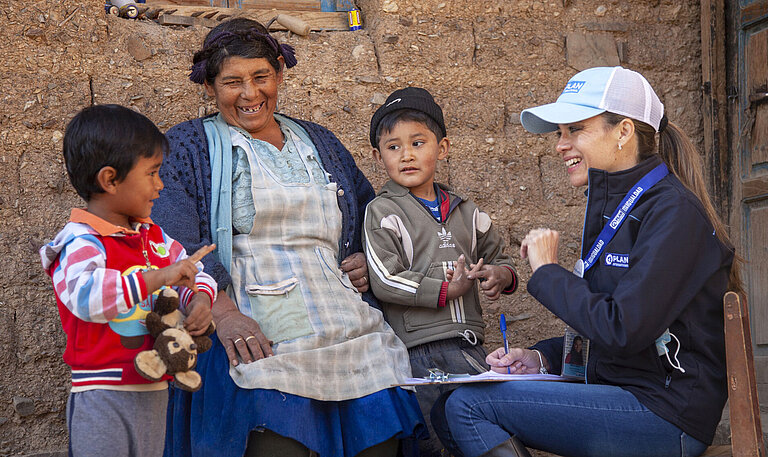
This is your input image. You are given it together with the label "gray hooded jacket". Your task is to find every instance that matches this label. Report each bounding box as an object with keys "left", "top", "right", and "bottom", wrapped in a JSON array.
[{"left": 363, "top": 180, "right": 517, "bottom": 348}]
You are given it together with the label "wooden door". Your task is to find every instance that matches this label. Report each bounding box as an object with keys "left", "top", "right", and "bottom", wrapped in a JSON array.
[{"left": 729, "top": 0, "right": 768, "bottom": 378}]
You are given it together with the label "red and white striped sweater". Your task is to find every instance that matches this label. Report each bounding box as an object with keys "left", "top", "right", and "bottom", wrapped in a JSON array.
[{"left": 40, "top": 209, "right": 217, "bottom": 391}]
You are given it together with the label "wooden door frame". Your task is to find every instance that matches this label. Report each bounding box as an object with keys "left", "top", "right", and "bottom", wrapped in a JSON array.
[
  {"left": 713, "top": 0, "right": 768, "bottom": 382},
  {"left": 700, "top": 0, "right": 731, "bottom": 218}
]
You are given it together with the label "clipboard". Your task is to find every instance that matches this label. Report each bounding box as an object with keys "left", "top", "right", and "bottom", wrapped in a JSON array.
[{"left": 393, "top": 370, "right": 583, "bottom": 387}]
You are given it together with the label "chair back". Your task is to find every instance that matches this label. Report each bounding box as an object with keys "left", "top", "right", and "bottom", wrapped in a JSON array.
[{"left": 723, "top": 291, "right": 765, "bottom": 457}]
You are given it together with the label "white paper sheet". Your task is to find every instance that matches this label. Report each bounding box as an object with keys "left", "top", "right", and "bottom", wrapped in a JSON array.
[{"left": 394, "top": 371, "right": 580, "bottom": 386}]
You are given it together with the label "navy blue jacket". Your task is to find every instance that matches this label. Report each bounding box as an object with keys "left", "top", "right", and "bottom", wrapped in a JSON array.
[
  {"left": 530, "top": 155, "right": 733, "bottom": 444},
  {"left": 152, "top": 114, "right": 378, "bottom": 306}
]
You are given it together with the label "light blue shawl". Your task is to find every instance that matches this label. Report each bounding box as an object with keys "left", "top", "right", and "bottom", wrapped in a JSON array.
[{"left": 203, "top": 113, "right": 319, "bottom": 274}]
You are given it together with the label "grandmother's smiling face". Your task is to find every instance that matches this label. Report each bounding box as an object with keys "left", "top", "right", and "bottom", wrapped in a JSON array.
[{"left": 205, "top": 55, "right": 283, "bottom": 138}]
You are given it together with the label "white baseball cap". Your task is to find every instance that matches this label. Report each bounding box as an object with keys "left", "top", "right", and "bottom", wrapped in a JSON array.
[{"left": 520, "top": 66, "right": 665, "bottom": 133}]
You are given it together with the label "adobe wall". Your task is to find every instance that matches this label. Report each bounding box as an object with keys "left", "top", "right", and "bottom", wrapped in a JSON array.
[{"left": 0, "top": 0, "right": 703, "bottom": 453}]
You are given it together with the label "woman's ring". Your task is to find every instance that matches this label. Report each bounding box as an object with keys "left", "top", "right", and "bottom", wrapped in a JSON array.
[
  {"left": 362, "top": 276, "right": 367, "bottom": 284},
  {"left": 234, "top": 338, "right": 244, "bottom": 344},
  {"left": 245, "top": 336, "right": 256, "bottom": 342}
]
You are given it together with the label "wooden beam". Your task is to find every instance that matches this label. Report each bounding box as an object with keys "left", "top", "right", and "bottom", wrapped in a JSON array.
[
  {"left": 702, "top": 445, "right": 734, "bottom": 457},
  {"left": 240, "top": 0, "right": 322, "bottom": 11},
  {"left": 147, "top": 0, "right": 211, "bottom": 5},
  {"left": 741, "top": 2, "right": 768, "bottom": 26},
  {"left": 723, "top": 292, "right": 765, "bottom": 457},
  {"left": 743, "top": 177, "right": 768, "bottom": 201},
  {"left": 156, "top": 13, "right": 205, "bottom": 26},
  {"left": 144, "top": 3, "right": 349, "bottom": 30},
  {"left": 700, "top": 0, "right": 731, "bottom": 217},
  {"left": 145, "top": 0, "right": 321, "bottom": 9}
]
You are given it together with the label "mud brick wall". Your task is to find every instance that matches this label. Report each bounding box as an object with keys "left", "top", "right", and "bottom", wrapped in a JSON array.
[{"left": 0, "top": 0, "right": 703, "bottom": 453}]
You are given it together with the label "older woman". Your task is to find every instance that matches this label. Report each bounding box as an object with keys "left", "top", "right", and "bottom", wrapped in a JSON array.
[
  {"left": 433, "top": 67, "right": 740, "bottom": 457},
  {"left": 152, "top": 18, "right": 424, "bottom": 457}
]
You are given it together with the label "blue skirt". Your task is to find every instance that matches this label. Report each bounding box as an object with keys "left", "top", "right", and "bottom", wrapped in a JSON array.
[{"left": 164, "top": 333, "right": 426, "bottom": 457}]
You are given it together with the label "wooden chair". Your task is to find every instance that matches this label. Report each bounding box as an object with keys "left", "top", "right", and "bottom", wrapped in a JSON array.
[{"left": 703, "top": 291, "right": 765, "bottom": 457}]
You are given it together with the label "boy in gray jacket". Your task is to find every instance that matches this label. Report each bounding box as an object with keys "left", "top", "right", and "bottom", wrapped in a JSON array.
[{"left": 363, "top": 87, "right": 518, "bottom": 456}]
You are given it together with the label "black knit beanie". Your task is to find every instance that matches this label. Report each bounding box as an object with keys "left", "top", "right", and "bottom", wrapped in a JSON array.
[{"left": 369, "top": 87, "right": 446, "bottom": 147}]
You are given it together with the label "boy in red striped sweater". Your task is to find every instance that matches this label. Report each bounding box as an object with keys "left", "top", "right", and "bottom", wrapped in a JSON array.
[{"left": 40, "top": 104, "right": 217, "bottom": 457}]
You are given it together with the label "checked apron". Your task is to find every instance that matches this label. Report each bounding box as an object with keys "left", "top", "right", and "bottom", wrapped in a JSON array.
[{"left": 227, "top": 129, "right": 412, "bottom": 401}]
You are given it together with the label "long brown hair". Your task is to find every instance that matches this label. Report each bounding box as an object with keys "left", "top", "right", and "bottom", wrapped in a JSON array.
[{"left": 602, "top": 112, "right": 743, "bottom": 293}]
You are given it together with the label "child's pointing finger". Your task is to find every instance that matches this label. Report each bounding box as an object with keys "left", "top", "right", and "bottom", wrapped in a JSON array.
[{"left": 188, "top": 244, "right": 216, "bottom": 264}]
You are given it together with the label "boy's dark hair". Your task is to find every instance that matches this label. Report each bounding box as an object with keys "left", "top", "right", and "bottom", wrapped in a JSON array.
[
  {"left": 369, "top": 87, "right": 446, "bottom": 147},
  {"left": 63, "top": 104, "right": 168, "bottom": 201},
  {"left": 374, "top": 109, "right": 445, "bottom": 149}
]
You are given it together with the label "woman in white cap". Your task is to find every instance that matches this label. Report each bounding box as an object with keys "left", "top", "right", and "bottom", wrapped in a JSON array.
[{"left": 432, "top": 66, "right": 742, "bottom": 457}]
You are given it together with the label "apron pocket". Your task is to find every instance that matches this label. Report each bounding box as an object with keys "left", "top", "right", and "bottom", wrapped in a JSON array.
[{"left": 245, "top": 277, "right": 314, "bottom": 343}]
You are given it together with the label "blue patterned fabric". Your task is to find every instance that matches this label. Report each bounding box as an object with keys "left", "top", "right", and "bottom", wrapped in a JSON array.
[
  {"left": 231, "top": 119, "right": 328, "bottom": 185},
  {"left": 230, "top": 117, "right": 329, "bottom": 234},
  {"left": 164, "top": 334, "right": 427, "bottom": 457}
]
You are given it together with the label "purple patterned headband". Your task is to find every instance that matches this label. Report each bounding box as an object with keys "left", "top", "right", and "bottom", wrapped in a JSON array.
[{"left": 188, "top": 29, "right": 297, "bottom": 85}]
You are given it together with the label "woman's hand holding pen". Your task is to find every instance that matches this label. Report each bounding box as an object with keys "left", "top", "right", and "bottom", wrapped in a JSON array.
[{"left": 486, "top": 347, "right": 549, "bottom": 375}]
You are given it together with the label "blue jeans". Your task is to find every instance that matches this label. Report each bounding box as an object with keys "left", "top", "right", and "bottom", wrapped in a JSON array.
[{"left": 432, "top": 381, "right": 709, "bottom": 457}]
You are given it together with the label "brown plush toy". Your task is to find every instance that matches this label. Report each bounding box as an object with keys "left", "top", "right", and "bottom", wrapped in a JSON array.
[{"left": 134, "top": 288, "right": 215, "bottom": 392}]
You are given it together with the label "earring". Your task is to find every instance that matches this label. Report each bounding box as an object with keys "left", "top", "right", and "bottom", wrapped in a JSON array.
[{"left": 618, "top": 142, "right": 622, "bottom": 151}]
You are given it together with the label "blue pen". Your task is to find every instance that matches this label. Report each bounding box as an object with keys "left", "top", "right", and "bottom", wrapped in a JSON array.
[{"left": 500, "top": 313, "right": 510, "bottom": 374}]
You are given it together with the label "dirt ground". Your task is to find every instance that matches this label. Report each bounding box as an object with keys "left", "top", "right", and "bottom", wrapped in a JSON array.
[{"left": 0, "top": 0, "right": 705, "bottom": 454}]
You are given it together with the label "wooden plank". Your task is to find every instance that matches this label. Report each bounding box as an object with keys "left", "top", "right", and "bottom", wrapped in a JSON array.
[
  {"left": 336, "top": 0, "right": 355, "bottom": 11},
  {"left": 742, "top": 178, "right": 768, "bottom": 201},
  {"left": 144, "top": 3, "right": 349, "bottom": 30},
  {"left": 146, "top": 0, "right": 319, "bottom": 7},
  {"left": 240, "top": 0, "right": 321, "bottom": 11},
  {"left": 157, "top": 13, "right": 202, "bottom": 26},
  {"left": 741, "top": 1, "right": 768, "bottom": 26},
  {"left": 148, "top": 0, "right": 212, "bottom": 5},
  {"left": 702, "top": 445, "right": 732, "bottom": 457},
  {"left": 746, "top": 206, "right": 768, "bottom": 350},
  {"left": 144, "top": 0, "right": 322, "bottom": 11},
  {"left": 752, "top": 103, "right": 768, "bottom": 168},
  {"left": 700, "top": 0, "right": 730, "bottom": 218},
  {"left": 747, "top": 29, "right": 768, "bottom": 168},
  {"left": 723, "top": 292, "right": 765, "bottom": 457}
]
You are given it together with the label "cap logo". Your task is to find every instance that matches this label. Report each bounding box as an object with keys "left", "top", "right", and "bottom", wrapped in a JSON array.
[
  {"left": 385, "top": 98, "right": 402, "bottom": 107},
  {"left": 562, "top": 81, "right": 585, "bottom": 94}
]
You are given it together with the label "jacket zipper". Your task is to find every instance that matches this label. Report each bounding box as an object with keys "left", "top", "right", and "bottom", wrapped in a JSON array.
[
  {"left": 140, "top": 228, "right": 152, "bottom": 268},
  {"left": 579, "top": 173, "right": 592, "bottom": 261},
  {"left": 581, "top": 173, "right": 592, "bottom": 385}
]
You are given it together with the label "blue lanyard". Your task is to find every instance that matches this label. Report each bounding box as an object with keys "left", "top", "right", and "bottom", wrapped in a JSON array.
[{"left": 575, "top": 163, "right": 669, "bottom": 277}]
